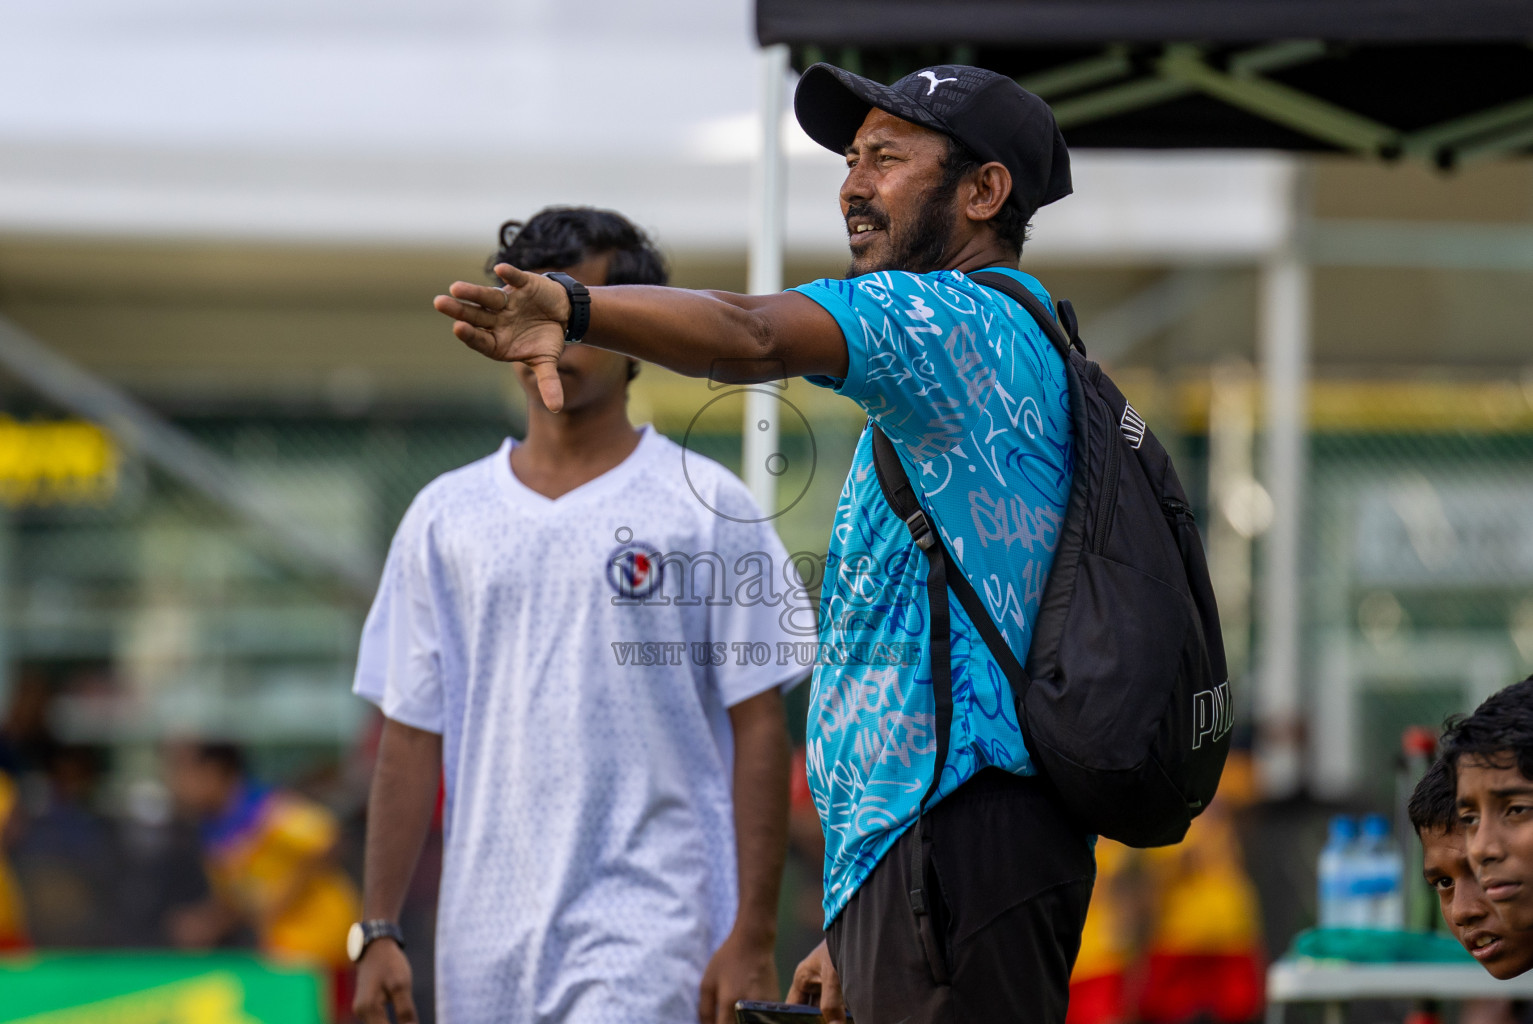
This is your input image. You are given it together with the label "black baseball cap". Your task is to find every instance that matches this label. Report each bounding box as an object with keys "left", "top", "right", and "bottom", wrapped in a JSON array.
[{"left": 794, "top": 63, "right": 1072, "bottom": 218}]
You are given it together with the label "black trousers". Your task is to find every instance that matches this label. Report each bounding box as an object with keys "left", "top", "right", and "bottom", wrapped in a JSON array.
[{"left": 826, "top": 769, "right": 1096, "bottom": 1024}]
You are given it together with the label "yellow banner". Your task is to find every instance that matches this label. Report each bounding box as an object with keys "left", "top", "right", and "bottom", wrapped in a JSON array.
[{"left": 0, "top": 417, "right": 117, "bottom": 505}]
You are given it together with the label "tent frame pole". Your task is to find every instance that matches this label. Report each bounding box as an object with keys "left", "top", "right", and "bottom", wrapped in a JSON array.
[
  {"left": 743, "top": 45, "right": 790, "bottom": 513},
  {"left": 1256, "top": 172, "right": 1310, "bottom": 797}
]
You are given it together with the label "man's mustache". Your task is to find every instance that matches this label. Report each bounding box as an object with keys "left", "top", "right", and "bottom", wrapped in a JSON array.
[{"left": 844, "top": 203, "right": 890, "bottom": 235}]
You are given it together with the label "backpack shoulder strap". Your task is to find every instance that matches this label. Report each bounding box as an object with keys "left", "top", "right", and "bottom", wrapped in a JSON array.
[
  {"left": 868, "top": 425, "right": 954, "bottom": 818},
  {"left": 868, "top": 428, "right": 1035, "bottom": 780},
  {"left": 868, "top": 271, "right": 1077, "bottom": 916},
  {"left": 969, "top": 270, "right": 1081, "bottom": 359}
]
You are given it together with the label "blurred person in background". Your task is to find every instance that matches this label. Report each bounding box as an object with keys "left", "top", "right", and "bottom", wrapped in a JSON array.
[
  {"left": 164, "top": 741, "right": 361, "bottom": 1017},
  {"left": 0, "top": 671, "right": 61, "bottom": 781},
  {"left": 1066, "top": 840, "right": 1140, "bottom": 1024},
  {"left": 0, "top": 766, "right": 27, "bottom": 950},
  {"left": 114, "top": 773, "right": 215, "bottom": 951},
  {"left": 4, "top": 671, "right": 113, "bottom": 947},
  {"left": 1136, "top": 753, "right": 1264, "bottom": 1024},
  {"left": 12, "top": 743, "right": 117, "bottom": 947},
  {"left": 352, "top": 207, "right": 801, "bottom": 1024}
]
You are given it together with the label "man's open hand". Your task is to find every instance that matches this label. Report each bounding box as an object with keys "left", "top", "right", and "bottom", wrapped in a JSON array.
[
  {"left": 433, "top": 264, "right": 571, "bottom": 411},
  {"left": 698, "top": 928, "right": 779, "bottom": 1024},
  {"left": 786, "top": 939, "right": 847, "bottom": 1023}
]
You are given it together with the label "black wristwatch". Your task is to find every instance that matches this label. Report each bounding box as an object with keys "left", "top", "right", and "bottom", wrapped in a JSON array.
[
  {"left": 347, "top": 920, "right": 405, "bottom": 962},
  {"left": 544, "top": 272, "right": 590, "bottom": 343}
]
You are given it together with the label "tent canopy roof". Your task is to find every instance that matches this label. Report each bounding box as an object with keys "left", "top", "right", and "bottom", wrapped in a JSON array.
[
  {"left": 757, "top": 1, "right": 1533, "bottom": 46},
  {"left": 756, "top": 1, "right": 1533, "bottom": 162}
]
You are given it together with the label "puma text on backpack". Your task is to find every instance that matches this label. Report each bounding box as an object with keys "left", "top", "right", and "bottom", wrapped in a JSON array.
[{"left": 871, "top": 269, "right": 1230, "bottom": 849}]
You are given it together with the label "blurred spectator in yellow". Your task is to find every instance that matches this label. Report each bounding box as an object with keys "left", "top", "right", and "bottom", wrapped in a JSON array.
[
  {"left": 164, "top": 742, "right": 360, "bottom": 1014},
  {"left": 0, "top": 768, "right": 27, "bottom": 951},
  {"left": 1137, "top": 752, "right": 1264, "bottom": 1024},
  {"left": 1067, "top": 840, "right": 1140, "bottom": 1024}
]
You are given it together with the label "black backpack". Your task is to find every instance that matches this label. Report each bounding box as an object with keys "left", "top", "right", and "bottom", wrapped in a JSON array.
[{"left": 870, "top": 269, "right": 1230, "bottom": 848}]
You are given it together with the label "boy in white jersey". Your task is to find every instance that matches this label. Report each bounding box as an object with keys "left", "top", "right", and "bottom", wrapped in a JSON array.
[{"left": 351, "top": 207, "right": 804, "bottom": 1024}]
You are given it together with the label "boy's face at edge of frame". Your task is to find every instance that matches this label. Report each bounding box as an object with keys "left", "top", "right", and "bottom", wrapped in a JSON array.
[
  {"left": 1421, "top": 823, "right": 1533, "bottom": 978},
  {"left": 1458, "top": 755, "right": 1533, "bottom": 933}
]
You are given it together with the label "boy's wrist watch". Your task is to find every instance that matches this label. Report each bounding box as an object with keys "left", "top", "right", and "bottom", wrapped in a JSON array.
[{"left": 347, "top": 920, "right": 405, "bottom": 962}]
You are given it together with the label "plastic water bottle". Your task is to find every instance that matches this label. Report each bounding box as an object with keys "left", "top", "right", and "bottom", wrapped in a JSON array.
[
  {"left": 1319, "top": 815, "right": 1362, "bottom": 928},
  {"left": 1359, "top": 812, "right": 1405, "bottom": 930},
  {"left": 1398, "top": 727, "right": 1440, "bottom": 932}
]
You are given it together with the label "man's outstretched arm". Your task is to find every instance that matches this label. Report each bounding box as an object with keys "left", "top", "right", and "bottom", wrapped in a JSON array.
[
  {"left": 433, "top": 266, "right": 848, "bottom": 412},
  {"left": 354, "top": 717, "right": 442, "bottom": 1024},
  {"left": 698, "top": 687, "right": 793, "bottom": 1024}
]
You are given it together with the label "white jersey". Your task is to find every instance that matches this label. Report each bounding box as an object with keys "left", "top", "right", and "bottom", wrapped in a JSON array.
[{"left": 354, "top": 427, "right": 806, "bottom": 1024}]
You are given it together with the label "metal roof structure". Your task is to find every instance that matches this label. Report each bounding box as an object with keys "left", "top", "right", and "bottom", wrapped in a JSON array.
[{"left": 757, "top": 0, "right": 1533, "bottom": 166}]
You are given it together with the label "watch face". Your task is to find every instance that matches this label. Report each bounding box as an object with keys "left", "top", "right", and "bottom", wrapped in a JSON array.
[{"left": 347, "top": 922, "right": 365, "bottom": 962}]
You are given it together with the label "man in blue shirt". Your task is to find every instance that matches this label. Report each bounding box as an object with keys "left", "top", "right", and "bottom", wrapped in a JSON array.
[{"left": 434, "top": 63, "right": 1095, "bottom": 1024}]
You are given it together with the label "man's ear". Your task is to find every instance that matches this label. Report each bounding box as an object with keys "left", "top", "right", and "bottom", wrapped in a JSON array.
[{"left": 965, "top": 162, "right": 1013, "bottom": 224}]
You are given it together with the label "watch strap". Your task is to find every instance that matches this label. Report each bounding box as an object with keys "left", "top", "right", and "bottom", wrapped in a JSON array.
[
  {"left": 544, "top": 272, "right": 591, "bottom": 343},
  {"left": 349, "top": 919, "right": 405, "bottom": 962}
]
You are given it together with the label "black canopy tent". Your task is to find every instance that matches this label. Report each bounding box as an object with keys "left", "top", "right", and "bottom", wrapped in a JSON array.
[
  {"left": 747, "top": 0, "right": 1533, "bottom": 796},
  {"left": 757, "top": 0, "right": 1533, "bottom": 167}
]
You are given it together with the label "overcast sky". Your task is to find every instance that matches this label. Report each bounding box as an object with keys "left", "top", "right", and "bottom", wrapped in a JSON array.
[
  {"left": 0, "top": 0, "right": 768, "bottom": 157},
  {"left": 0, "top": 0, "right": 1291, "bottom": 255}
]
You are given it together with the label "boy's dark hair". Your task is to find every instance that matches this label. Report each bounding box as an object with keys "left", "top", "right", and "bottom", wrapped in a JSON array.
[
  {"left": 1442, "top": 676, "right": 1533, "bottom": 781},
  {"left": 1409, "top": 756, "right": 1457, "bottom": 834},
  {"left": 487, "top": 206, "right": 668, "bottom": 288},
  {"left": 194, "top": 742, "right": 246, "bottom": 777},
  {"left": 487, "top": 207, "right": 665, "bottom": 383},
  {"left": 941, "top": 136, "right": 1031, "bottom": 258}
]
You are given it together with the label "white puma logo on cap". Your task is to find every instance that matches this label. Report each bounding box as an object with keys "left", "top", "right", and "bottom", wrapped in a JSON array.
[{"left": 917, "top": 71, "right": 958, "bottom": 95}]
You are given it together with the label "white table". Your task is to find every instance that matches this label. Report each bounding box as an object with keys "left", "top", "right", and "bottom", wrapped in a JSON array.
[{"left": 1267, "top": 959, "right": 1533, "bottom": 1024}]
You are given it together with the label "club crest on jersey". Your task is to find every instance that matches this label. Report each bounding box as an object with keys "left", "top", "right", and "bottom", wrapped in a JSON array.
[{"left": 607, "top": 541, "right": 664, "bottom": 600}]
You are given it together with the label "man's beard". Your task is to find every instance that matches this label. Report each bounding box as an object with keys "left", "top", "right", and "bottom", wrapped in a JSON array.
[{"left": 845, "top": 179, "right": 960, "bottom": 278}]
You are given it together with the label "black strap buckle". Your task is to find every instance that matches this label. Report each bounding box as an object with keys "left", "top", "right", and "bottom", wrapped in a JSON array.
[
  {"left": 903, "top": 509, "right": 935, "bottom": 551},
  {"left": 545, "top": 271, "right": 591, "bottom": 343}
]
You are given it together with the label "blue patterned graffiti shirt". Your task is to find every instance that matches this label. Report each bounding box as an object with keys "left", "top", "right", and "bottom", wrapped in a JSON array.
[{"left": 794, "top": 268, "right": 1073, "bottom": 924}]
